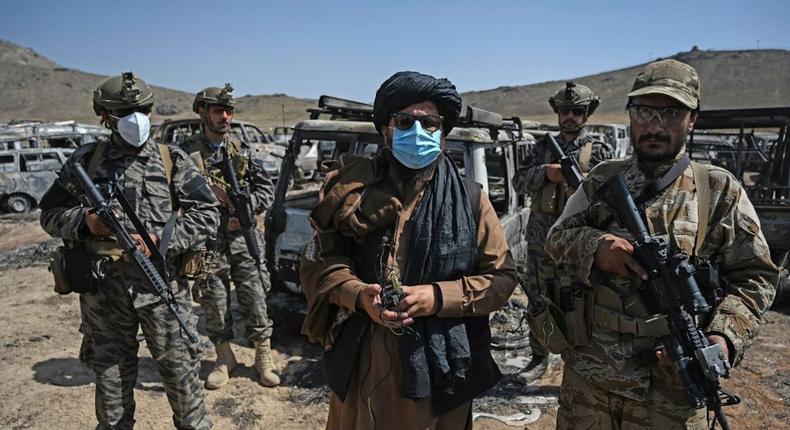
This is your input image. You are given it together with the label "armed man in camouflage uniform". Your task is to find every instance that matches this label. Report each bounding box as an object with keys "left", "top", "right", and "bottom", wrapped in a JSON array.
[
  {"left": 513, "top": 82, "right": 613, "bottom": 380},
  {"left": 39, "top": 73, "right": 218, "bottom": 429},
  {"left": 545, "top": 59, "right": 777, "bottom": 429},
  {"left": 180, "top": 84, "right": 279, "bottom": 389}
]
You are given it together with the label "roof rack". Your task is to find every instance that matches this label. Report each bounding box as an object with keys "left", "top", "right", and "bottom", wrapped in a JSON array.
[
  {"left": 456, "top": 106, "right": 523, "bottom": 141},
  {"left": 694, "top": 107, "right": 790, "bottom": 129},
  {"left": 308, "top": 95, "right": 374, "bottom": 121}
]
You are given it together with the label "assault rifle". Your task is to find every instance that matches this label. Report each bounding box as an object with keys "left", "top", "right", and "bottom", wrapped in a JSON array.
[
  {"left": 70, "top": 157, "right": 199, "bottom": 344},
  {"left": 602, "top": 174, "right": 739, "bottom": 430},
  {"left": 218, "top": 144, "right": 262, "bottom": 266},
  {"left": 545, "top": 133, "right": 585, "bottom": 190}
]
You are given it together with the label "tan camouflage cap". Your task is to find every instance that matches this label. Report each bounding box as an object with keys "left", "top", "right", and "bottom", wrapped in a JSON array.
[{"left": 628, "top": 59, "right": 700, "bottom": 109}]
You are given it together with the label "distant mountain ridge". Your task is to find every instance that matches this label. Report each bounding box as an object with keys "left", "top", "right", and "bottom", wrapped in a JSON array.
[
  {"left": 463, "top": 48, "right": 790, "bottom": 124},
  {"left": 2, "top": 40, "right": 789, "bottom": 128},
  {"left": 0, "top": 39, "right": 315, "bottom": 129}
]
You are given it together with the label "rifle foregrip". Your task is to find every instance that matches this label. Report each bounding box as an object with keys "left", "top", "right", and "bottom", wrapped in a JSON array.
[{"left": 132, "top": 251, "right": 199, "bottom": 343}]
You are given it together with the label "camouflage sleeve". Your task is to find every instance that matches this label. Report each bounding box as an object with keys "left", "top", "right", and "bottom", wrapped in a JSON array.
[
  {"left": 545, "top": 183, "right": 609, "bottom": 286},
  {"left": 248, "top": 158, "right": 275, "bottom": 214},
  {"left": 168, "top": 148, "right": 221, "bottom": 255},
  {"left": 513, "top": 139, "right": 548, "bottom": 194},
  {"left": 38, "top": 163, "right": 87, "bottom": 241},
  {"left": 704, "top": 187, "right": 778, "bottom": 366}
]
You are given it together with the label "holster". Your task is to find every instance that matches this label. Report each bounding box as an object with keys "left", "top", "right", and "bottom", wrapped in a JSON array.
[{"left": 49, "top": 245, "right": 102, "bottom": 294}]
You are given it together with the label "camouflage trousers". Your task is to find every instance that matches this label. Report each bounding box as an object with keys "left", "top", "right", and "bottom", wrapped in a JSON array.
[
  {"left": 78, "top": 265, "right": 211, "bottom": 430},
  {"left": 557, "top": 366, "right": 708, "bottom": 430},
  {"left": 197, "top": 248, "right": 273, "bottom": 345}
]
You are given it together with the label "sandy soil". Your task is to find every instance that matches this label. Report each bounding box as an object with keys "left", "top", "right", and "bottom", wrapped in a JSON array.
[{"left": 0, "top": 220, "right": 787, "bottom": 429}]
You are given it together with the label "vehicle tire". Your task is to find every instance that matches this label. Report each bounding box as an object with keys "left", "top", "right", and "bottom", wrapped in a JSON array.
[{"left": 5, "top": 194, "right": 32, "bottom": 213}]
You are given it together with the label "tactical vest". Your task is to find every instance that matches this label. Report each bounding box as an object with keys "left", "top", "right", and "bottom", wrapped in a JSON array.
[
  {"left": 50, "top": 140, "right": 180, "bottom": 294},
  {"left": 182, "top": 135, "right": 247, "bottom": 189},
  {"left": 589, "top": 160, "right": 713, "bottom": 342},
  {"left": 530, "top": 158, "right": 714, "bottom": 354}
]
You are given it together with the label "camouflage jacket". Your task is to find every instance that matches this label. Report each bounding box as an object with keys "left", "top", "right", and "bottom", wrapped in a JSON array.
[
  {"left": 179, "top": 132, "right": 274, "bottom": 254},
  {"left": 514, "top": 130, "right": 612, "bottom": 246},
  {"left": 40, "top": 138, "right": 220, "bottom": 278},
  {"left": 545, "top": 150, "right": 777, "bottom": 400}
]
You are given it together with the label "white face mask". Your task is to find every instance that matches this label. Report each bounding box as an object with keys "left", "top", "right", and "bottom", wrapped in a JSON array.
[{"left": 112, "top": 112, "right": 151, "bottom": 147}]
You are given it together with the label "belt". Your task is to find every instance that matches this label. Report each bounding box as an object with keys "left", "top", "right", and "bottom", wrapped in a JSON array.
[
  {"left": 83, "top": 240, "right": 124, "bottom": 258},
  {"left": 593, "top": 304, "right": 670, "bottom": 338}
]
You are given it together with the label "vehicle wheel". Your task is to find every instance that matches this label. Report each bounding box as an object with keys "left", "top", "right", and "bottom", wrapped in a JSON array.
[{"left": 5, "top": 194, "right": 32, "bottom": 213}]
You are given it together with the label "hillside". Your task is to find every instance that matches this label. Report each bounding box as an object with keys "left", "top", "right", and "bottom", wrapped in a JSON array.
[
  {"left": 463, "top": 48, "right": 790, "bottom": 124},
  {"left": 0, "top": 39, "right": 315, "bottom": 129},
  {"left": 3, "top": 40, "right": 790, "bottom": 128}
]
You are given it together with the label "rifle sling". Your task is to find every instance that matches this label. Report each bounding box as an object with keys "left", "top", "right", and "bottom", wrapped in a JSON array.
[
  {"left": 633, "top": 155, "right": 691, "bottom": 206},
  {"left": 112, "top": 182, "right": 168, "bottom": 272},
  {"left": 691, "top": 161, "right": 711, "bottom": 256},
  {"left": 579, "top": 140, "right": 593, "bottom": 173}
]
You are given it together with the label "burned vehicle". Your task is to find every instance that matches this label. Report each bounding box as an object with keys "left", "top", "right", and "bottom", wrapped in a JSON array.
[
  {"left": 0, "top": 120, "right": 109, "bottom": 150},
  {"left": 0, "top": 147, "right": 74, "bottom": 212},
  {"left": 265, "top": 96, "right": 532, "bottom": 294},
  {"left": 154, "top": 118, "right": 283, "bottom": 182},
  {"left": 690, "top": 107, "right": 790, "bottom": 305}
]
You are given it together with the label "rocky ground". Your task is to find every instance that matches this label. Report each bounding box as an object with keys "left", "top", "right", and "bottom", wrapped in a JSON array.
[{"left": 0, "top": 215, "right": 787, "bottom": 429}]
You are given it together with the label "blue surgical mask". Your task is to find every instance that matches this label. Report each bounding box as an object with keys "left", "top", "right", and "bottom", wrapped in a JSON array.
[{"left": 391, "top": 121, "right": 442, "bottom": 169}]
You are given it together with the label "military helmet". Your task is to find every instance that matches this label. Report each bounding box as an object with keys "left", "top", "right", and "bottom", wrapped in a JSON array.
[
  {"left": 193, "top": 83, "right": 236, "bottom": 113},
  {"left": 92, "top": 72, "right": 154, "bottom": 115},
  {"left": 548, "top": 81, "right": 600, "bottom": 115}
]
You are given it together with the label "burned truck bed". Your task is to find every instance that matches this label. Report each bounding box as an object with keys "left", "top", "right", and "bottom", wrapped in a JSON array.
[
  {"left": 264, "top": 96, "right": 533, "bottom": 295},
  {"left": 691, "top": 106, "right": 790, "bottom": 305}
]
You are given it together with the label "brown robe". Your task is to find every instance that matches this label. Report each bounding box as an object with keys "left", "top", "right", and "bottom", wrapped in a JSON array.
[{"left": 300, "top": 156, "right": 517, "bottom": 430}]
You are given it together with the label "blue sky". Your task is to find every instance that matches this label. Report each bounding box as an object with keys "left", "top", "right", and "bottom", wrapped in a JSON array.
[{"left": 3, "top": 0, "right": 788, "bottom": 101}]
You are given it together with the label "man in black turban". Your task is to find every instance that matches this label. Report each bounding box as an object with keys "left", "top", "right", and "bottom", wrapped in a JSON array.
[
  {"left": 373, "top": 71, "right": 463, "bottom": 136},
  {"left": 300, "top": 71, "right": 517, "bottom": 429}
]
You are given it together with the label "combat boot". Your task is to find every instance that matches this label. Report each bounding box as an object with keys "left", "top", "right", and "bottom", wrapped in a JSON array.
[
  {"left": 254, "top": 338, "right": 280, "bottom": 387},
  {"left": 205, "top": 341, "right": 237, "bottom": 390}
]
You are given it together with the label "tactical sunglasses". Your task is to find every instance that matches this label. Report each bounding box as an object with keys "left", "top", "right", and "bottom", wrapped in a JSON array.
[
  {"left": 110, "top": 106, "right": 153, "bottom": 117},
  {"left": 390, "top": 112, "right": 444, "bottom": 133},
  {"left": 627, "top": 104, "right": 690, "bottom": 125},
  {"left": 558, "top": 107, "right": 587, "bottom": 117}
]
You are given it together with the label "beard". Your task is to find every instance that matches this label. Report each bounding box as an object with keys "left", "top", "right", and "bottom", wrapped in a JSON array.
[
  {"left": 560, "top": 119, "right": 584, "bottom": 134},
  {"left": 632, "top": 128, "right": 687, "bottom": 162}
]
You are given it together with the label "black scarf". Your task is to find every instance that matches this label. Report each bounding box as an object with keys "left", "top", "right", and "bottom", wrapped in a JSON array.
[{"left": 399, "top": 155, "right": 478, "bottom": 400}]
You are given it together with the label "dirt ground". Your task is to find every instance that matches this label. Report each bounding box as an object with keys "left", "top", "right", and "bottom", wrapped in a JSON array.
[{"left": 0, "top": 218, "right": 787, "bottom": 429}]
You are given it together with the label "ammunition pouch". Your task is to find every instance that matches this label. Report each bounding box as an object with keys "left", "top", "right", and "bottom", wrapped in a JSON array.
[
  {"left": 176, "top": 250, "right": 209, "bottom": 279},
  {"left": 527, "top": 287, "right": 591, "bottom": 354},
  {"left": 49, "top": 245, "right": 104, "bottom": 294},
  {"left": 592, "top": 306, "right": 670, "bottom": 338},
  {"left": 531, "top": 182, "right": 569, "bottom": 215},
  {"left": 693, "top": 261, "right": 726, "bottom": 309}
]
